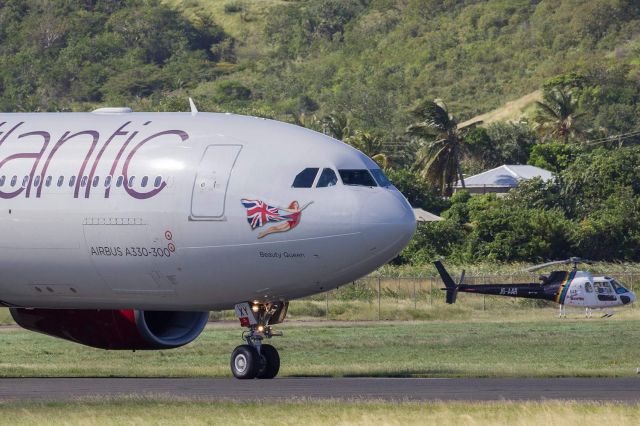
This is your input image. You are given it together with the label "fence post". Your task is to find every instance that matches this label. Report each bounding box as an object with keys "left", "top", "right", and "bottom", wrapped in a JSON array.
[
  {"left": 430, "top": 279, "right": 433, "bottom": 306},
  {"left": 325, "top": 291, "right": 329, "bottom": 320},
  {"left": 377, "top": 277, "right": 381, "bottom": 320}
]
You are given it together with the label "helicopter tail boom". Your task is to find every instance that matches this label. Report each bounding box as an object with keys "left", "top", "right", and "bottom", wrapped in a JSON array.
[{"left": 434, "top": 261, "right": 459, "bottom": 304}]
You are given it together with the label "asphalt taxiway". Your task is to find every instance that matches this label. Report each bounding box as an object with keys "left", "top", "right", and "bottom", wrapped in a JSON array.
[{"left": 0, "top": 377, "right": 639, "bottom": 402}]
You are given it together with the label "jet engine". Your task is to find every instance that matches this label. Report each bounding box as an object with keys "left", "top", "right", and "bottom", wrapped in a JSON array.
[{"left": 9, "top": 308, "right": 209, "bottom": 350}]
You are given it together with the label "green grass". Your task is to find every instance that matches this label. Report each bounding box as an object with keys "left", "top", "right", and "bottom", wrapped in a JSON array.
[
  {"left": 1, "top": 318, "right": 639, "bottom": 378},
  {"left": 0, "top": 400, "right": 639, "bottom": 426},
  {"left": 0, "top": 309, "right": 11, "bottom": 325}
]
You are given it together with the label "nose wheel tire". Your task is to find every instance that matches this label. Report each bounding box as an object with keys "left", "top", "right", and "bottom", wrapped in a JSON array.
[
  {"left": 231, "top": 345, "right": 260, "bottom": 379},
  {"left": 256, "top": 344, "right": 280, "bottom": 379}
]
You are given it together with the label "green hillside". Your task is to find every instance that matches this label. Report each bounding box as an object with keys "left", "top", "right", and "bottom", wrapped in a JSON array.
[
  {"left": 160, "top": 0, "right": 640, "bottom": 137},
  {"left": 3, "top": 0, "right": 639, "bottom": 135}
]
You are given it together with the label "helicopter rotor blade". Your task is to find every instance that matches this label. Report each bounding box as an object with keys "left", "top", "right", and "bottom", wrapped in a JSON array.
[
  {"left": 525, "top": 257, "right": 594, "bottom": 272},
  {"left": 525, "top": 260, "right": 569, "bottom": 272}
]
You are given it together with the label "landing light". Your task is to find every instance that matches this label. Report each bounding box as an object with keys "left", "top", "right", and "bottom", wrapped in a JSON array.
[
  {"left": 251, "top": 305, "right": 260, "bottom": 313},
  {"left": 257, "top": 325, "right": 264, "bottom": 332}
]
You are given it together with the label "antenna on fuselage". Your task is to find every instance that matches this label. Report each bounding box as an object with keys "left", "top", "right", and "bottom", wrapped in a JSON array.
[{"left": 189, "top": 97, "right": 199, "bottom": 116}]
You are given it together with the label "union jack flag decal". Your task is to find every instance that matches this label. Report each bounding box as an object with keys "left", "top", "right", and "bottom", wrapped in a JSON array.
[{"left": 241, "top": 199, "right": 284, "bottom": 229}]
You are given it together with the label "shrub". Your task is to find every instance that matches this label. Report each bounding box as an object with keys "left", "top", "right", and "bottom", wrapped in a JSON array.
[{"left": 224, "top": 2, "right": 244, "bottom": 14}]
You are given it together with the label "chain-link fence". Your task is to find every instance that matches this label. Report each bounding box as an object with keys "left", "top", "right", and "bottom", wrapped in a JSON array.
[{"left": 206, "top": 273, "right": 638, "bottom": 321}]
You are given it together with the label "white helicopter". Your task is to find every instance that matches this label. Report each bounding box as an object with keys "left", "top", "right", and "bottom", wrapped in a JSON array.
[{"left": 435, "top": 258, "right": 636, "bottom": 318}]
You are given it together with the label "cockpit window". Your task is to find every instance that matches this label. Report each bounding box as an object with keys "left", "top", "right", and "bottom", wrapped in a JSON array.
[
  {"left": 339, "top": 169, "right": 377, "bottom": 187},
  {"left": 370, "top": 169, "right": 391, "bottom": 187},
  {"left": 316, "top": 168, "right": 338, "bottom": 187},
  {"left": 292, "top": 168, "right": 319, "bottom": 188},
  {"left": 610, "top": 280, "right": 628, "bottom": 294}
]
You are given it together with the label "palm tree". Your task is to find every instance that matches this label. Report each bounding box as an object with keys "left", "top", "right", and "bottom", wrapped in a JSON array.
[
  {"left": 406, "top": 99, "right": 478, "bottom": 196},
  {"left": 321, "top": 112, "right": 353, "bottom": 141},
  {"left": 346, "top": 130, "right": 388, "bottom": 169},
  {"left": 533, "top": 87, "right": 585, "bottom": 143}
]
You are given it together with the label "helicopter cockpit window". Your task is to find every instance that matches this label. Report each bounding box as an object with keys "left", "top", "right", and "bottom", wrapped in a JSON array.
[
  {"left": 594, "top": 281, "right": 614, "bottom": 295},
  {"left": 610, "top": 280, "right": 629, "bottom": 294},
  {"left": 595, "top": 281, "right": 618, "bottom": 302},
  {"left": 292, "top": 168, "right": 319, "bottom": 188},
  {"left": 339, "top": 169, "right": 377, "bottom": 187},
  {"left": 316, "top": 168, "right": 338, "bottom": 187},
  {"left": 584, "top": 282, "right": 593, "bottom": 293}
]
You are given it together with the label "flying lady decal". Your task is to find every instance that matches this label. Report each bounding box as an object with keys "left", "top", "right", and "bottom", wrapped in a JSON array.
[{"left": 241, "top": 199, "right": 312, "bottom": 238}]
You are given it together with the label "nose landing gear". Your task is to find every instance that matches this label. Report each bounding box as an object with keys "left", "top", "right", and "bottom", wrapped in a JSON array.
[{"left": 231, "top": 301, "right": 288, "bottom": 379}]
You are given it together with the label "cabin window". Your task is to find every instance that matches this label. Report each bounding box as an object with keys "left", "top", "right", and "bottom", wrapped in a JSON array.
[
  {"left": 33, "top": 175, "right": 41, "bottom": 187},
  {"left": 128, "top": 176, "right": 135, "bottom": 187},
  {"left": 45, "top": 176, "right": 52, "bottom": 187},
  {"left": 104, "top": 176, "right": 112, "bottom": 188},
  {"left": 141, "top": 176, "right": 148, "bottom": 188},
  {"left": 595, "top": 281, "right": 618, "bottom": 302},
  {"left": 370, "top": 169, "right": 391, "bottom": 187},
  {"left": 10, "top": 176, "right": 17, "bottom": 187},
  {"left": 0, "top": 176, "right": 5, "bottom": 187},
  {"left": 584, "top": 282, "right": 593, "bottom": 293},
  {"left": 57, "top": 176, "right": 64, "bottom": 187},
  {"left": 292, "top": 168, "right": 319, "bottom": 188},
  {"left": 116, "top": 176, "right": 124, "bottom": 187},
  {"left": 80, "top": 176, "right": 88, "bottom": 187},
  {"left": 316, "top": 168, "right": 338, "bottom": 187},
  {"left": 154, "top": 176, "right": 162, "bottom": 188},
  {"left": 338, "top": 169, "right": 377, "bottom": 187},
  {"left": 21, "top": 176, "right": 28, "bottom": 188},
  {"left": 594, "top": 282, "right": 613, "bottom": 295},
  {"left": 610, "top": 280, "right": 628, "bottom": 294},
  {"left": 69, "top": 176, "right": 76, "bottom": 187}
]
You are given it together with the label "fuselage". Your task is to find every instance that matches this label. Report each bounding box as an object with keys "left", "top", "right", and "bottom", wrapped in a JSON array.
[{"left": 0, "top": 111, "right": 416, "bottom": 311}]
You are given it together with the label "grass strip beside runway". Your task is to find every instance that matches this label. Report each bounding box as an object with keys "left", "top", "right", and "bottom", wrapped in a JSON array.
[
  {"left": 0, "top": 400, "right": 639, "bottom": 426},
  {"left": 0, "top": 320, "right": 639, "bottom": 378}
]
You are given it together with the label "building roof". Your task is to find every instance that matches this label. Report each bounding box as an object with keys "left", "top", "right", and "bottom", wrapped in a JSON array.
[
  {"left": 412, "top": 208, "right": 444, "bottom": 222},
  {"left": 455, "top": 165, "right": 553, "bottom": 188}
]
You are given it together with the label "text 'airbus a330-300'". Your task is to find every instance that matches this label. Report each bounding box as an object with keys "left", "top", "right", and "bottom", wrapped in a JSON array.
[{"left": 0, "top": 104, "right": 416, "bottom": 379}]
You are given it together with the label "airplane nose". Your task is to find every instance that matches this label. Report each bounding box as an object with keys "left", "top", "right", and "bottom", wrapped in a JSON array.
[{"left": 356, "top": 188, "right": 416, "bottom": 263}]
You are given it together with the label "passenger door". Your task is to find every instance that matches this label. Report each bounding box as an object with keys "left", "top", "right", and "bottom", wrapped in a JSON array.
[{"left": 190, "top": 145, "right": 242, "bottom": 220}]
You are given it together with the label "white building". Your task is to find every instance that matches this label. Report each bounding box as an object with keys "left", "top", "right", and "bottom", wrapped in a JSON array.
[
  {"left": 412, "top": 208, "right": 443, "bottom": 222},
  {"left": 454, "top": 164, "right": 553, "bottom": 195}
]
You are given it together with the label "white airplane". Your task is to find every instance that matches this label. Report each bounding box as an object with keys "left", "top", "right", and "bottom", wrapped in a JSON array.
[{"left": 0, "top": 106, "right": 416, "bottom": 379}]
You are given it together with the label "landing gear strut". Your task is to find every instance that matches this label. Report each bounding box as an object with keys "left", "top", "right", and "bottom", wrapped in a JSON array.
[
  {"left": 558, "top": 304, "right": 567, "bottom": 318},
  {"left": 230, "top": 301, "right": 288, "bottom": 379}
]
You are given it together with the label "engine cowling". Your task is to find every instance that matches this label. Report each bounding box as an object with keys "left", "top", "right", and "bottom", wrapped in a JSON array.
[{"left": 10, "top": 308, "right": 209, "bottom": 350}]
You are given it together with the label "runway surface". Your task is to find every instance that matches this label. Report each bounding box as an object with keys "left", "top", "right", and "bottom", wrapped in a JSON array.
[{"left": 1, "top": 377, "right": 639, "bottom": 402}]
